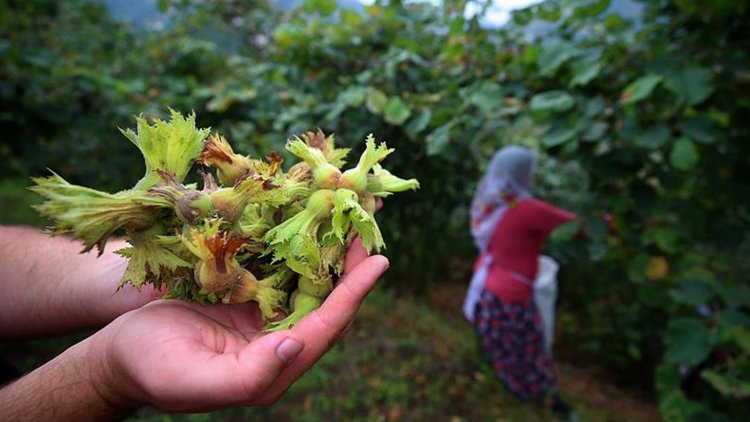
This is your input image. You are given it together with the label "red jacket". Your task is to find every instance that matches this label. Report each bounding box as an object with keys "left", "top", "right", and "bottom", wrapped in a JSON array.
[{"left": 475, "top": 198, "right": 576, "bottom": 303}]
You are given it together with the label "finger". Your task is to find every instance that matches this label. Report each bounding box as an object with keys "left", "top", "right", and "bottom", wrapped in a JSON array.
[
  {"left": 298, "top": 255, "right": 388, "bottom": 348},
  {"left": 344, "top": 198, "right": 382, "bottom": 276},
  {"left": 177, "top": 331, "right": 305, "bottom": 409},
  {"left": 256, "top": 255, "right": 388, "bottom": 403},
  {"left": 326, "top": 255, "right": 389, "bottom": 312},
  {"left": 150, "top": 283, "right": 171, "bottom": 298},
  {"left": 343, "top": 236, "right": 369, "bottom": 274}
]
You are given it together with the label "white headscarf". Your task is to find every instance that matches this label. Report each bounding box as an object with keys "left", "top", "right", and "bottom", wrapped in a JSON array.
[
  {"left": 470, "top": 146, "right": 538, "bottom": 252},
  {"left": 464, "top": 146, "right": 538, "bottom": 322}
]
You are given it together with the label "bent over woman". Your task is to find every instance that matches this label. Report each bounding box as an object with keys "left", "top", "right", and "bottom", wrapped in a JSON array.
[{"left": 465, "top": 146, "right": 575, "bottom": 412}]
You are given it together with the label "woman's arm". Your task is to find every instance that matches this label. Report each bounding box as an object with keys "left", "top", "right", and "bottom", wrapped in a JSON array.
[
  {"left": 0, "top": 226, "right": 160, "bottom": 340},
  {"left": 526, "top": 199, "right": 577, "bottom": 235}
]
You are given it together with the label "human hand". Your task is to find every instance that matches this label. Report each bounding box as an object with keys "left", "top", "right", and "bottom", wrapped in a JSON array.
[
  {"left": 88, "top": 238, "right": 388, "bottom": 413},
  {"left": 84, "top": 238, "right": 168, "bottom": 323}
]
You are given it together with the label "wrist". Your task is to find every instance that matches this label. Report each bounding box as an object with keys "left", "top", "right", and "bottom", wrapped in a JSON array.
[
  {"left": 84, "top": 242, "right": 160, "bottom": 323},
  {"left": 77, "top": 326, "right": 141, "bottom": 416},
  {"left": 0, "top": 329, "right": 138, "bottom": 421}
]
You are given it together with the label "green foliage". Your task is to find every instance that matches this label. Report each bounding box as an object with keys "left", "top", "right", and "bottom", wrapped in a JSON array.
[
  {"left": 0, "top": 178, "right": 44, "bottom": 226},
  {"left": 620, "top": 74, "right": 663, "bottom": 105},
  {"left": 2, "top": 0, "right": 749, "bottom": 419}
]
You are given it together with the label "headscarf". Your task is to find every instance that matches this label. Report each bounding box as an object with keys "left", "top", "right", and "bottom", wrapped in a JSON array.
[{"left": 470, "top": 145, "right": 538, "bottom": 252}]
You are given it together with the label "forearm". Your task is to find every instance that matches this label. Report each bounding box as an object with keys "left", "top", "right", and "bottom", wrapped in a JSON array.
[
  {"left": 0, "top": 335, "right": 131, "bottom": 421},
  {"left": 0, "top": 226, "right": 155, "bottom": 339}
]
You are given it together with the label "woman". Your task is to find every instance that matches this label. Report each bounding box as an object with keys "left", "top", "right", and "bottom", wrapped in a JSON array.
[{"left": 465, "top": 146, "right": 575, "bottom": 413}]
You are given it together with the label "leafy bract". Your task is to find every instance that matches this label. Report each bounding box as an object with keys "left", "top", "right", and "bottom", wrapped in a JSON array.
[
  {"left": 121, "top": 109, "right": 210, "bottom": 189},
  {"left": 116, "top": 234, "right": 192, "bottom": 291},
  {"left": 30, "top": 173, "right": 171, "bottom": 253},
  {"left": 31, "top": 111, "right": 418, "bottom": 329}
]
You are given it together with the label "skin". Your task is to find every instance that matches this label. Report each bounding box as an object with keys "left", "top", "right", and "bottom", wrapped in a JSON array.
[
  {"left": 0, "top": 226, "right": 388, "bottom": 420},
  {"left": 0, "top": 226, "right": 161, "bottom": 339}
]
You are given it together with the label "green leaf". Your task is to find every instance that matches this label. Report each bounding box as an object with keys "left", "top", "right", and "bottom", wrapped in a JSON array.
[
  {"left": 718, "top": 285, "right": 750, "bottom": 309},
  {"left": 521, "top": 44, "right": 540, "bottom": 65},
  {"left": 584, "top": 96, "right": 606, "bottom": 117},
  {"left": 570, "top": 60, "right": 601, "bottom": 87},
  {"left": 206, "top": 94, "right": 233, "bottom": 113},
  {"left": 157, "top": 0, "right": 170, "bottom": 12},
  {"left": 338, "top": 85, "right": 368, "bottom": 107},
  {"left": 551, "top": 221, "right": 580, "bottom": 242},
  {"left": 530, "top": 91, "right": 575, "bottom": 113},
  {"left": 339, "top": 10, "right": 361, "bottom": 26},
  {"left": 512, "top": 8, "right": 533, "bottom": 25},
  {"left": 620, "top": 74, "right": 663, "bottom": 105},
  {"left": 628, "top": 253, "right": 650, "bottom": 283},
  {"left": 633, "top": 125, "right": 670, "bottom": 149},
  {"left": 542, "top": 126, "right": 577, "bottom": 147},
  {"left": 587, "top": 242, "right": 607, "bottom": 261},
  {"left": 730, "top": 326, "right": 750, "bottom": 351},
  {"left": 670, "top": 137, "right": 700, "bottom": 170},
  {"left": 425, "top": 123, "right": 451, "bottom": 156},
  {"left": 537, "top": 40, "right": 577, "bottom": 75},
  {"left": 671, "top": 281, "right": 713, "bottom": 306},
  {"left": 537, "top": 1, "right": 562, "bottom": 21},
  {"left": 627, "top": 343, "right": 642, "bottom": 360},
  {"left": 302, "top": 0, "right": 337, "bottom": 16},
  {"left": 323, "top": 102, "right": 347, "bottom": 122},
  {"left": 701, "top": 370, "right": 750, "bottom": 399},
  {"left": 469, "top": 82, "right": 504, "bottom": 115},
  {"left": 575, "top": 0, "right": 611, "bottom": 17},
  {"left": 654, "top": 227, "right": 680, "bottom": 253},
  {"left": 585, "top": 217, "right": 608, "bottom": 240},
  {"left": 603, "top": 13, "right": 628, "bottom": 31},
  {"left": 366, "top": 88, "right": 388, "bottom": 115},
  {"left": 664, "top": 318, "right": 717, "bottom": 366},
  {"left": 664, "top": 67, "right": 714, "bottom": 106},
  {"left": 273, "top": 24, "right": 305, "bottom": 47},
  {"left": 384, "top": 97, "right": 412, "bottom": 126},
  {"left": 678, "top": 117, "right": 720, "bottom": 144},
  {"left": 405, "top": 108, "right": 432, "bottom": 139},
  {"left": 581, "top": 121, "right": 609, "bottom": 142},
  {"left": 724, "top": 309, "right": 750, "bottom": 327}
]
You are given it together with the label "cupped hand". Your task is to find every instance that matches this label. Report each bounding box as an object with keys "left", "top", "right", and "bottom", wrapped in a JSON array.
[{"left": 90, "top": 238, "right": 388, "bottom": 412}]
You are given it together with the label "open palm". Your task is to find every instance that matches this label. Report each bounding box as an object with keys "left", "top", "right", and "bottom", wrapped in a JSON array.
[{"left": 96, "top": 239, "right": 388, "bottom": 412}]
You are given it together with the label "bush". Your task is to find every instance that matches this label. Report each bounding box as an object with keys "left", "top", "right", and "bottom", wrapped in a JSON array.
[{"left": 2, "top": 0, "right": 748, "bottom": 419}]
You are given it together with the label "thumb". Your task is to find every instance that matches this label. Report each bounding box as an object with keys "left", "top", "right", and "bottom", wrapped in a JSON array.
[{"left": 253, "top": 255, "right": 389, "bottom": 405}]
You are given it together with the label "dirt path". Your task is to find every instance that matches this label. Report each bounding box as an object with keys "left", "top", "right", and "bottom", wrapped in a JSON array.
[
  {"left": 557, "top": 362, "right": 661, "bottom": 422},
  {"left": 427, "top": 280, "right": 662, "bottom": 422}
]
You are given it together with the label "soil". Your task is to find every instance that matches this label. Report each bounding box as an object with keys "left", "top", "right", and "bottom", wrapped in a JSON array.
[{"left": 426, "top": 280, "right": 662, "bottom": 422}]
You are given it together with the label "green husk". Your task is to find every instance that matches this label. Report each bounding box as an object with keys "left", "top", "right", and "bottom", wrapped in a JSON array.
[{"left": 30, "top": 110, "right": 419, "bottom": 330}]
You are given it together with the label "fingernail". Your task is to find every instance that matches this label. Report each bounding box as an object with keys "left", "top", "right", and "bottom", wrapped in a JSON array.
[
  {"left": 375, "top": 255, "right": 390, "bottom": 272},
  {"left": 276, "top": 338, "right": 303, "bottom": 363}
]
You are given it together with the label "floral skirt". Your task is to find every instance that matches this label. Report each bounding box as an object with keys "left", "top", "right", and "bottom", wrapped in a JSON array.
[{"left": 473, "top": 289, "right": 557, "bottom": 403}]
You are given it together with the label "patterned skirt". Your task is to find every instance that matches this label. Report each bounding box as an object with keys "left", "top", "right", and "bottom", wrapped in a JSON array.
[{"left": 473, "top": 289, "right": 557, "bottom": 403}]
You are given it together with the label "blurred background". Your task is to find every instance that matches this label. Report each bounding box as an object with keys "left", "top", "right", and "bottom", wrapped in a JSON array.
[{"left": 1, "top": 0, "right": 749, "bottom": 420}]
